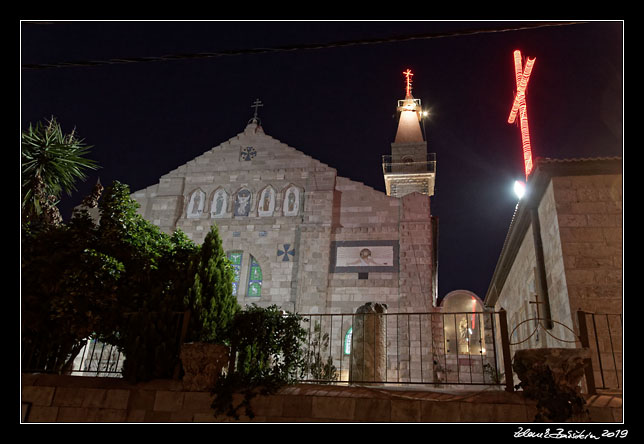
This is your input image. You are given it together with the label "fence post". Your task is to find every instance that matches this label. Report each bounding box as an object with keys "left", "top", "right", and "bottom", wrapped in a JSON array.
[
  {"left": 576, "top": 310, "right": 597, "bottom": 396},
  {"left": 498, "top": 309, "right": 514, "bottom": 392}
]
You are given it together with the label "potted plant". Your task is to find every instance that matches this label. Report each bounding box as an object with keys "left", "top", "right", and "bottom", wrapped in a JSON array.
[{"left": 180, "top": 225, "right": 239, "bottom": 391}]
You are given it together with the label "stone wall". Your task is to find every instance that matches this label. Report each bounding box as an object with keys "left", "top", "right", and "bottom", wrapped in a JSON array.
[
  {"left": 131, "top": 122, "right": 436, "bottom": 318},
  {"left": 492, "top": 173, "right": 622, "bottom": 347},
  {"left": 495, "top": 181, "right": 575, "bottom": 351},
  {"left": 488, "top": 165, "right": 622, "bottom": 391},
  {"left": 552, "top": 173, "right": 623, "bottom": 389},
  {"left": 21, "top": 374, "right": 621, "bottom": 423},
  {"left": 553, "top": 174, "right": 622, "bottom": 317}
]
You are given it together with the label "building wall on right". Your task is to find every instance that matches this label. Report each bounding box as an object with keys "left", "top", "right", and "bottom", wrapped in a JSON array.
[
  {"left": 553, "top": 173, "right": 623, "bottom": 317},
  {"left": 484, "top": 157, "right": 622, "bottom": 388},
  {"left": 495, "top": 180, "right": 575, "bottom": 349}
]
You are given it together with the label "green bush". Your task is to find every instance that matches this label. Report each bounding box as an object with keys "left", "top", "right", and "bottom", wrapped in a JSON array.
[
  {"left": 211, "top": 305, "right": 308, "bottom": 419},
  {"left": 22, "top": 180, "right": 238, "bottom": 382}
]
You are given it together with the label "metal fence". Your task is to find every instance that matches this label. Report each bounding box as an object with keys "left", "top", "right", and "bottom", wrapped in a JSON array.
[
  {"left": 70, "top": 339, "right": 124, "bottom": 378},
  {"left": 26, "top": 308, "right": 620, "bottom": 395},
  {"left": 21, "top": 311, "right": 189, "bottom": 378},
  {"left": 297, "top": 311, "right": 510, "bottom": 388},
  {"left": 577, "top": 311, "right": 622, "bottom": 393},
  {"left": 22, "top": 337, "right": 125, "bottom": 377}
]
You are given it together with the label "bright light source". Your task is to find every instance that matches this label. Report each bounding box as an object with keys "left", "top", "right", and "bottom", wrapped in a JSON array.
[
  {"left": 514, "top": 180, "right": 526, "bottom": 199},
  {"left": 422, "top": 111, "right": 429, "bottom": 117}
]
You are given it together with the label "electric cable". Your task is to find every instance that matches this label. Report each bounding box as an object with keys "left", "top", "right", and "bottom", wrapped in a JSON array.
[{"left": 21, "top": 21, "right": 586, "bottom": 71}]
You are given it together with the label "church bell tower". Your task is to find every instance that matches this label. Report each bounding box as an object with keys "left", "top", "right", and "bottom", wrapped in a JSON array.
[{"left": 383, "top": 69, "right": 436, "bottom": 198}]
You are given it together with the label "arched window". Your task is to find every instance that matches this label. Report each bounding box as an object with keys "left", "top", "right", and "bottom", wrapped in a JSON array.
[
  {"left": 227, "top": 251, "right": 243, "bottom": 296},
  {"left": 226, "top": 251, "right": 262, "bottom": 298},
  {"left": 247, "top": 255, "right": 262, "bottom": 297}
]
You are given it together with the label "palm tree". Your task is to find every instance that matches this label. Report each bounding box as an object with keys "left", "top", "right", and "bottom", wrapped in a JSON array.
[{"left": 21, "top": 117, "right": 98, "bottom": 225}]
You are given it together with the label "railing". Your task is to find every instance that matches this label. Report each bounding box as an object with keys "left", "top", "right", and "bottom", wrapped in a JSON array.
[
  {"left": 500, "top": 310, "right": 623, "bottom": 395},
  {"left": 23, "top": 309, "right": 514, "bottom": 389},
  {"left": 22, "top": 337, "right": 126, "bottom": 377},
  {"left": 298, "top": 311, "right": 510, "bottom": 388},
  {"left": 577, "top": 311, "right": 622, "bottom": 393},
  {"left": 71, "top": 340, "right": 124, "bottom": 378},
  {"left": 21, "top": 311, "right": 189, "bottom": 378},
  {"left": 382, "top": 154, "right": 436, "bottom": 175},
  {"left": 28, "top": 307, "right": 620, "bottom": 394}
]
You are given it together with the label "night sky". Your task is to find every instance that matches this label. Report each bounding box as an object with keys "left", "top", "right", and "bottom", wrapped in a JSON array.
[{"left": 20, "top": 20, "right": 623, "bottom": 301}]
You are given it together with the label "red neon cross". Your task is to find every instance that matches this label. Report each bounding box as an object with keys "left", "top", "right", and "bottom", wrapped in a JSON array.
[
  {"left": 403, "top": 69, "right": 414, "bottom": 97},
  {"left": 508, "top": 50, "right": 536, "bottom": 179}
]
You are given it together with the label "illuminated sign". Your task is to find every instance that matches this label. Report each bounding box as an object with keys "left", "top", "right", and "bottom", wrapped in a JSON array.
[{"left": 508, "top": 50, "right": 536, "bottom": 179}]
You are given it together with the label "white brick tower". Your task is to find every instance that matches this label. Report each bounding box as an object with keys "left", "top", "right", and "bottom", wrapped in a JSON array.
[{"left": 383, "top": 69, "right": 436, "bottom": 198}]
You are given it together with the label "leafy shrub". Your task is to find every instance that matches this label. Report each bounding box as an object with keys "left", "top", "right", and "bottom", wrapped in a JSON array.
[{"left": 211, "top": 305, "right": 307, "bottom": 419}]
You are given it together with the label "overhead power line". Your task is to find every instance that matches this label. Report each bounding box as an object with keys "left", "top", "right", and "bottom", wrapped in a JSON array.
[{"left": 22, "top": 21, "right": 586, "bottom": 71}]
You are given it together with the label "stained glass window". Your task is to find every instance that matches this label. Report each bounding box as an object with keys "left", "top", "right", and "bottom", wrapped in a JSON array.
[
  {"left": 227, "top": 251, "right": 243, "bottom": 296},
  {"left": 344, "top": 328, "right": 352, "bottom": 355},
  {"left": 247, "top": 255, "right": 262, "bottom": 297},
  {"left": 226, "top": 251, "right": 262, "bottom": 298}
]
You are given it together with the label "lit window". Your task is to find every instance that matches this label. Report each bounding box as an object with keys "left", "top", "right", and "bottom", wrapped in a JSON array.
[
  {"left": 227, "top": 251, "right": 243, "bottom": 296},
  {"left": 227, "top": 251, "right": 262, "bottom": 298},
  {"left": 344, "top": 327, "right": 352, "bottom": 355},
  {"left": 247, "top": 255, "right": 262, "bottom": 297}
]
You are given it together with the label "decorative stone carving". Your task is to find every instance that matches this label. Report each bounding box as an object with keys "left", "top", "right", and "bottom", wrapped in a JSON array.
[
  {"left": 180, "top": 342, "right": 230, "bottom": 391},
  {"left": 513, "top": 347, "right": 591, "bottom": 422},
  {"left": 349, "top": 302, "right": 388, "bottom": 384}
]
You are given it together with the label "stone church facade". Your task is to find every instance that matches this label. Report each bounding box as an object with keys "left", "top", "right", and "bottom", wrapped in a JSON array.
[
  {"left": 128, "top": 86, "right": 500, "bottom": 385},
  {"left": 131, "top": 116, "right": 438, "bottom": 316}
]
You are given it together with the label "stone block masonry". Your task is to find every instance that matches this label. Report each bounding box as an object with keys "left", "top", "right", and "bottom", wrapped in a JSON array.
[
  {"left": 131, "top": 121, "right": 437, "bottom": 318},
  {"left": 553, "top": 174, "right": 622, "bottom": 317},
  {"left": 22, "top": 374, "right": 621, "bottom": 422}
]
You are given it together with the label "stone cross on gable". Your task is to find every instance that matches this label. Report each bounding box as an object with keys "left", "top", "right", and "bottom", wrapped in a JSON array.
[{"left": 251, "top": 99, "right": 263, "bottom": 119}]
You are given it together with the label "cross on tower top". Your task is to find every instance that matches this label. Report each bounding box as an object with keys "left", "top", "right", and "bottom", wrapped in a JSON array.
[{"left": 403, "top": 69, "right": 414, "bottom": 97}]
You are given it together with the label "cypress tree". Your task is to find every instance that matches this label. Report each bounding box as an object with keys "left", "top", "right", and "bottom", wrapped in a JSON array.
[{"left": 187, "top": 224, "right": 239, "bottom": 343}]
